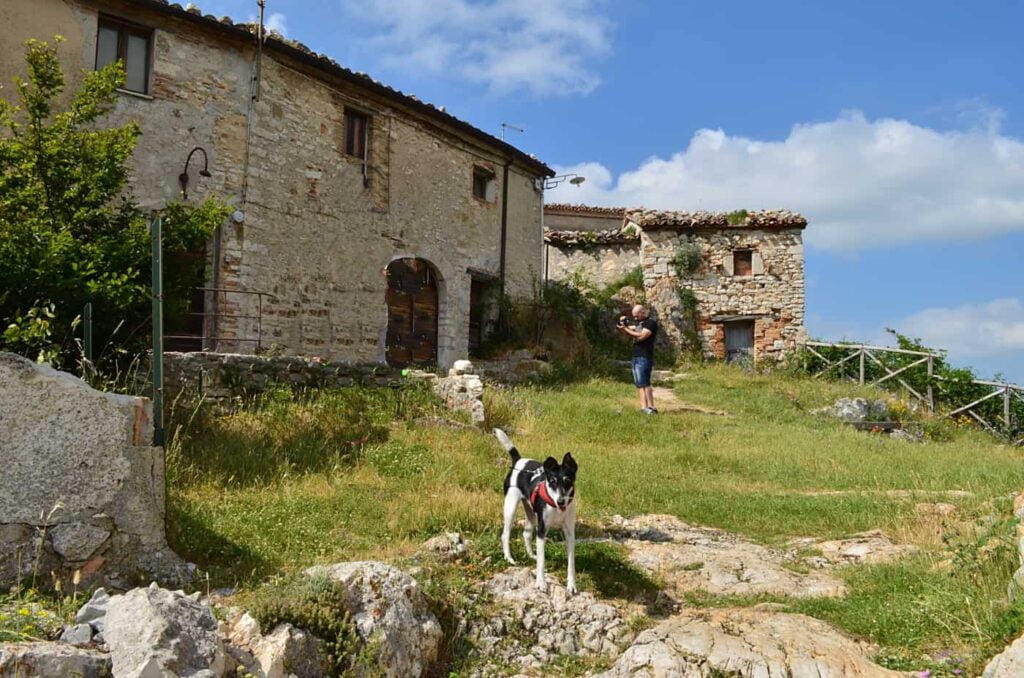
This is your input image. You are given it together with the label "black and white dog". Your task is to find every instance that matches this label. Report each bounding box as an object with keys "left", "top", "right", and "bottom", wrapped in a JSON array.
[{"left": 494, "top": 428, "right": 578, "bottom": 594}]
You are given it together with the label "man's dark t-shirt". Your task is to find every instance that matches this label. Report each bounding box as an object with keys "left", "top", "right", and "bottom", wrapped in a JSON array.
[{"left": 632, "top": 318, "right": 658, "bottom": 360}]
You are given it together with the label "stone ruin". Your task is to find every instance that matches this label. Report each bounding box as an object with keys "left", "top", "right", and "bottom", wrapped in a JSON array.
[{"left": 0, "top": 352, "right": 185, "bottom": 590}]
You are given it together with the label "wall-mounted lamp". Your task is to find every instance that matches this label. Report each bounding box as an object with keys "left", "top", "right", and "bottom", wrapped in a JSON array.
[
  {"left": 179, "top": 146, "right": 212, "bottom": 200},
  {"left": 540, "top": 173, "right": 586, "bottom": 190}
]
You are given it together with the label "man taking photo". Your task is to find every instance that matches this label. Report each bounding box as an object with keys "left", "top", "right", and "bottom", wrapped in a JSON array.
[{"left": 617, "top": 304, "right": 658, "bottom": 414}]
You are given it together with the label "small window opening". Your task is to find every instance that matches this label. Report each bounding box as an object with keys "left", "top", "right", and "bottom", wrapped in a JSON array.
[
  {"left": 733, "top": 249, "right": 753, "bottom": 276},
  {"left": 344, "top": 110, "right": 369, "bottom": 161},
  {"left": 473, "top": 166, "right": 495, "bottom": 201},
  {"left": 96, "top": 16, "right": 153, "bottom": 94}
]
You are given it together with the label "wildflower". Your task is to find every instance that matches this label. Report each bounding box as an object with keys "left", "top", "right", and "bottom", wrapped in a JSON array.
[
  {"left": 17, "top": 608, "right": 29, "bottom": 617},
  {"left": 917, "top": 671, "right": 930, "bottom": 678}
]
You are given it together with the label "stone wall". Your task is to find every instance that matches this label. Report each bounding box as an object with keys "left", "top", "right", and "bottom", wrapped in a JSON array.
[
  {"left": 641, "top": 227, "right": 806, "bottom": 361},
  {"left": 4, "top": 0, "right": 548, "bottom": 370},
  {"left": 546, "top": 243, "right": 639, "bottom": 287},
  {"left": 0, "top": 352, "right": 183, "bottom": 589},
  {"left": 162, "top": 351, "right": 405, "bottom": 400}
]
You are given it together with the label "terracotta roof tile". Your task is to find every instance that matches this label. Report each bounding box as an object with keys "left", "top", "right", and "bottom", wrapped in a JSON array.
[{"left": 624, "top": 209, "right": 807, "bottom": 230}]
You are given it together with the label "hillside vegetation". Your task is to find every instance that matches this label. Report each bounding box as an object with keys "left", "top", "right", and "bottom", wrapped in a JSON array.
[{"left": 168, "top": 364, "right": 1024, "bottom": 674}]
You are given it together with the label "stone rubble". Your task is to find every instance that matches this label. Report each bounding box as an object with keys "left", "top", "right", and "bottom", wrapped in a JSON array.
[
  {"left": 468, "top": 567, "right": 633, "bottom": 675},
  {"left": 102, "top": 583, "right": 226, "bottom": 678},
  {"left": 0, "top": 642, "right": 112, "bottom": 677},
  {"left": 420, "top": 532, "right": 468, "bottom": 562}
]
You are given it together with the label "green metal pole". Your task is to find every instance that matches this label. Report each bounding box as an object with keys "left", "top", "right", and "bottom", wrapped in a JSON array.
[
  {"left": 83, "top": 302, "right": 93, "bottom": 379},
  {"left": 151, "top": 216, "right": 165, "bottom": 447}
]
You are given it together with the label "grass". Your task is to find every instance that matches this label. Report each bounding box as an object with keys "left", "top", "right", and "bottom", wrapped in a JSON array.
[{"left": 166, "top": 363, "right": 1024, "bottom": 674}]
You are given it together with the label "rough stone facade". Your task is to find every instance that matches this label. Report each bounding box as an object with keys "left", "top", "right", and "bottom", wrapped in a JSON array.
[
  {"left": 0, "top": 352, "right": 183, "bottom": 589},
  {"left": 633, "top": 210, "right": 807, "bottom": 361},
  {"left": 544, "top": 205, "right": 637, "bottom": 287},
  {"left": 4, "top": 0, "right": 551, "bottom": 370}
]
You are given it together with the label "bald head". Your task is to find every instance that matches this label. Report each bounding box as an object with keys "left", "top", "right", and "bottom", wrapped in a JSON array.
[{"left": 632, "top": 305, "right": 648, "bottom": 320}]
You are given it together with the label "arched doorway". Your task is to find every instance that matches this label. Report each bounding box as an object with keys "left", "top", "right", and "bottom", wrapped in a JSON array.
[{"left": 385, "top": 258, "right": 439, "bottom": 367}]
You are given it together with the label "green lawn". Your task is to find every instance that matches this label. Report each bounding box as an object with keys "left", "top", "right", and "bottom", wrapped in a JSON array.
[{"left": 168, "top": 364, "right": 1024, "bottom": 674}]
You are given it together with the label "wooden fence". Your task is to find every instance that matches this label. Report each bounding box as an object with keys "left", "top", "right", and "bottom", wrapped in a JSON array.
[{"left": 801, "top": 341, "right": 1023, "bottom": 444}]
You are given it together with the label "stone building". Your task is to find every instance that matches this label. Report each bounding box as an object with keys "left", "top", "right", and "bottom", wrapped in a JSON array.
[
  {"left": 542, "top": 204, "right": 637, "bottom": 287},
  {"left": 628, "top": 209, "right": 808, "bottom": 363},
  {"left": 543, "top": 205, "right": 808, "bottom": 362},
  {"left": 3, "top": 0, "right": 553, "bottom": 369}
]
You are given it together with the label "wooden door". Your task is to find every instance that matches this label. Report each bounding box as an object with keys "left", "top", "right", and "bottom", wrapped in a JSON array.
[
  {"left": 724, "top": 320, "right": 755, "bottom": 363},
  {"left": 385, "top": 258, "right": 438, "bottom": 367}
]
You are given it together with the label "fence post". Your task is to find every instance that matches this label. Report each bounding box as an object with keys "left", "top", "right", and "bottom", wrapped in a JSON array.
[
  {"left": 1005, "top": 385, "right": 1012, "bottom": 430},
  {"left": 83, "top": 302, "right": 93, "bottom": 380},
  {"left": 859, "top": 346, "right": 865, "bottom": 385},
  {"left": 151, "top": 216, "right": 164, "bottom": 448},
  {"left": 927, "top": 355, "right": 934, "bottom": 414}
]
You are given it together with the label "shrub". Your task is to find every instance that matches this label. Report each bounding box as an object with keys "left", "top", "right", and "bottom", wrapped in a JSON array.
[{"left": 249, "top": 574, "right": 362, "bottom": 676}]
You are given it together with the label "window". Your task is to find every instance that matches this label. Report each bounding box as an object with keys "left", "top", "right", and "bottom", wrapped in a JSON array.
[
  {"left": 344, "top": 110, "right": 369, "bottom": 161},
  {"left": 472, "top": 166, "right": 495, "bottom": 202},
  {"left": 96, "top": 16, "right": 152, "bottom": 94},
  {"left": 733, "top": 249, "right": 753, "bottom": 276}
]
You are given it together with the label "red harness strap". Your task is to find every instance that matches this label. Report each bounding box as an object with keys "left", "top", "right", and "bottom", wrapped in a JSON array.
[{"left": 531, "top": 482, "right": 573, "bottom": 512}]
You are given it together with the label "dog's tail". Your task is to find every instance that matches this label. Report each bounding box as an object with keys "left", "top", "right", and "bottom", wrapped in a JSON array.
[{"left": 493, "top": 428, "right": 520, "bottom": 463}]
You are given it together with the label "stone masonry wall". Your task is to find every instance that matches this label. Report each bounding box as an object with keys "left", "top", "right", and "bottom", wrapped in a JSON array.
[
  {"left": 641, "top": 228, "right": 806, "bottom": 361},
  {"left": 0, "top": 352, "right": 183, "bottom": 589},
  {"left": 546, "top": 243, "right": 639, "bottom": 287},
  {"left": 4, "top": 0, "right": 546, "bottom": 370},
  {"left": 162, "top": 351, "right": 405, "bottom": 400}
]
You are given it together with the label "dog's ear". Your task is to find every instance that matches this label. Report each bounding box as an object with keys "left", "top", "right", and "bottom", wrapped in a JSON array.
[
  {"left": 543, "top": 456, "right": 559, "bottom": 474},
  {"left": 562, "top": 453, "right": 577, "bottom": 474}
]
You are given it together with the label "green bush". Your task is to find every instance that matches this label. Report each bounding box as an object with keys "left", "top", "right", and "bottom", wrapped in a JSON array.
[
  {"left": 249, "top": 574, "right": 361, "bottom": 676},
  {"left": 0, "top": 37, "right": 228, "bottom": 369}
]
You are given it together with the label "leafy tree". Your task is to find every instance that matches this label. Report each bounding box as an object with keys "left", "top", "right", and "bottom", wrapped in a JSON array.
[{"left": 0, "top": 37, "right": 229, "bottom": 367}]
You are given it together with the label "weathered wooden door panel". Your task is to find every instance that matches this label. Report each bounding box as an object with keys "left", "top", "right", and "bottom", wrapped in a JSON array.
[
  {"left": 724, "top": 320, "right": 755, "bottom": 363},
  {"left": 386, "top": 258, "right": 438, "bottom": 367}
]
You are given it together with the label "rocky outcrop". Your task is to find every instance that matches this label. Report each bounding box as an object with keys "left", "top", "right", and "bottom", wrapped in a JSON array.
[
  {"left": 789, "top": 530, "right": 919, "bottom": 566},
  {"left": 102, "top": 584, "right": 226, "bottom": 678},
  {"left": 609, "top": 514, "right": 847, "bottom": 598},
  {"left": 469, "top": 567, "right": 632, "bottom": 674},
  {"left": 0, "top": 352, "right": 184, "bottom": 589},
  {"left": 305, "top": 561, "right": 443, "bottom": 677},
  {"left": 597, "top": 608, "right": 907, "bottom": 677},
  {"left": 0, "top": 642, "right": 111, "bottom": 677}
]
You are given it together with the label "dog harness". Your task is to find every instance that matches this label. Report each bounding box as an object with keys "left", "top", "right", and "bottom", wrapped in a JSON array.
[{"left": 531, "top": 481, "right": 574, "bottom": 512}]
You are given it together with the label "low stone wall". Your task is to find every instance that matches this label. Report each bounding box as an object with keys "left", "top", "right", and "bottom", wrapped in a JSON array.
[
  {"left": 162, "top": 351, "right": 406, "bottom": 399},
  {"left": 0, "top": 352, "right": 183, "bottom": 589},
  {"left": 546, "top": 242, "right": 640, "bottom": 288}
]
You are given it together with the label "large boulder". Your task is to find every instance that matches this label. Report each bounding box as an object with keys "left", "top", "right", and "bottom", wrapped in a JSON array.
[
  {"left": 102, "top": 584, "right": 226, "bottom": 678},
  {"left": 0, "top": 642, "right": 111, "bottom": 677},
  {"left": 469, "top": 567, "right": 632, "bottom": 673},
  {"left": 984, "top": 631, "right": 1024, "bottom": 677},
  {"left": 0, "top": 352, "right": 184, "bottom": 588},
  {"left": 609, "top": 514, "right": 846, "bottom": 598},
  {"left": 305, "top": 561, "right": 442, "bottom": 677},
  {"left": 596, "top": 608, "right": 908, "bottom": 677}
]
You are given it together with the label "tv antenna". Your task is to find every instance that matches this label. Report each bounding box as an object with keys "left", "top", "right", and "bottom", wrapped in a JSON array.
[{"left": 500, "top": 123, "right": 524, "bottom": 141}]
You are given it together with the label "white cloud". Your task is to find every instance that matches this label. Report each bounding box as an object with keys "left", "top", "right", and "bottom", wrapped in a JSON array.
[
  {"left": 894, "top": 298, "right": 1024, "bottom": 360},
  {"left": 548, "top": 111, "right": 1024, "bottom": 251},
  {"left": 266, "top": 12, "right": 288, "bottom": 37},
  {"left": 339, "top": 0, "right": 612, "bottom": 96}
]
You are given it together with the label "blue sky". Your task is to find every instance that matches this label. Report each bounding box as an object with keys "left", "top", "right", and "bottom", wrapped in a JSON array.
[{"left": 197, "top": 0, "right": 1024, "bottom": 382}]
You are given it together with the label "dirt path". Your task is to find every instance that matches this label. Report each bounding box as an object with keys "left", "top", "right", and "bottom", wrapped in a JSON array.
[{"left": 649, "top": 387, "right": 729, "bottom": 415}]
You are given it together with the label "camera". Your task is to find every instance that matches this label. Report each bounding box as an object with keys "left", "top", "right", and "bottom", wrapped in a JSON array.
[{"left": 617, "top": 314, "right": 630, "bottom": 327}]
